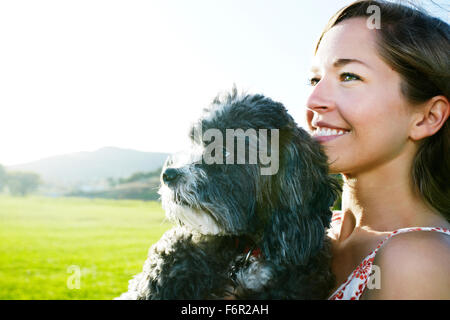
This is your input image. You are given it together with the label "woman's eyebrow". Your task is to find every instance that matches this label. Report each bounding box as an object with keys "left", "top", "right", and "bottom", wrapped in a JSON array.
[
  {"left": 310, "top": 58, "right": 371, "bottom": 73},
  {"left": 333, "top": 58, "right": 371, "bottom": 69},
  {"left": 310, "top": 65, "right": 320, "bottom": 73}
]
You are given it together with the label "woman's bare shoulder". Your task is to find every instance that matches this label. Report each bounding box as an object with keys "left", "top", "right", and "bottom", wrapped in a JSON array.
[{"left": 365, "top": 230, "right": 450, "bottom": 299}]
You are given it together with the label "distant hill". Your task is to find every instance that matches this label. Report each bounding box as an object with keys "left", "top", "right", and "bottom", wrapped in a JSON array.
[
  {"left": 8, "top": 147, "right": 170, "bottom": 188},
  {"left": 67, "top": 177, "right": 162, "bottom": 201}
]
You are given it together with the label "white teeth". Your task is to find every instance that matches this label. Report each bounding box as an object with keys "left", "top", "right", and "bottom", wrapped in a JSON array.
[{"left": 313, "top": 127, "right": 349, "bottom": 137}]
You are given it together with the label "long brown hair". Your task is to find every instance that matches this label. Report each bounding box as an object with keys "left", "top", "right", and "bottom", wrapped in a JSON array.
[{"left": 316, "top": 0, "right": 450, "bottom": 219}]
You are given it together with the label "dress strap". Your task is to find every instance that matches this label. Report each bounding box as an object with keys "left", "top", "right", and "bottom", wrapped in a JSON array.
[{"left": 371, "top": 227, "right": 450, "bottom": 256}]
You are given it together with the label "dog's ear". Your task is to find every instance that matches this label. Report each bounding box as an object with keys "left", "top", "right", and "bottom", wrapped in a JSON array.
[{"left": 260, "top": 127, "right": 340, "bottom": 266}]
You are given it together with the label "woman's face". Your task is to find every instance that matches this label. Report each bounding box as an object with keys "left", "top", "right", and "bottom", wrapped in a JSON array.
[{"left": 306, "top": 18, "right": 415, "bottom": 175}]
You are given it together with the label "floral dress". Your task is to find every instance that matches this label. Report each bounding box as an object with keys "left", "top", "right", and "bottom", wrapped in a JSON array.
[{"left": 328, "top": 211, "right": 450, "bottom": 300}]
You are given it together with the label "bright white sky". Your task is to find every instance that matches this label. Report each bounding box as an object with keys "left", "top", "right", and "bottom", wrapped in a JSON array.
[{"left": 0, "top": 0, "right": 447, "bottom": 166}]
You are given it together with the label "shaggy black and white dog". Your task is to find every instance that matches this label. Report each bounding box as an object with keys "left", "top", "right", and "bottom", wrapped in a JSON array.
[{"left": 117, "top": 89, "right": 340, "bottom": 300}]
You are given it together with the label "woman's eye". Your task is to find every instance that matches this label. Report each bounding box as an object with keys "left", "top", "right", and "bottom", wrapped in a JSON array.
[
  {"left": 340, "top": 72, "right": 361, "bottom": 82},
  {"left": 308, "top": 77, "right": 320, "bottom": 86}
]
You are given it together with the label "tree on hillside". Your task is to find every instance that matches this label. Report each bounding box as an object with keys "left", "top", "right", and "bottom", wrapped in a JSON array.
[
  {"left": 118, "top": 167, "right": 162, "bottom": 184},
  {"left": 107, "top": 177, "right": 117, "bottom": 188},
  {"left": 6, "top": 171, "right": 41, "bottom": 196},
  {"left": 0, "top": 164, "right": 6, "bottom": 192}
]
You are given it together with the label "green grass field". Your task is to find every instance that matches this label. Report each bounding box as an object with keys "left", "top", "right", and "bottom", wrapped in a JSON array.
[{"left": 0, "top": 195, "right": 172, "bottom": 300}]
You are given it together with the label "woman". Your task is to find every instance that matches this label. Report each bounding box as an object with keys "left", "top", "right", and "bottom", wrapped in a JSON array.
[{"left": 306, "top": 0, "right": 450, "bottom": 299}]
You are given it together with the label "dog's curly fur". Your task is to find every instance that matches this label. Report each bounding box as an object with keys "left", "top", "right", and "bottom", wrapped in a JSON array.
[{"left": 116, "top": 88, "right": 340, "bottom": 300}]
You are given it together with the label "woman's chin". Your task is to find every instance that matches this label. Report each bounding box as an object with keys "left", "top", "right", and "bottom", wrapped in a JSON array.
[{"left": 327, "top": 159, "right": 349, "bottom": 175}]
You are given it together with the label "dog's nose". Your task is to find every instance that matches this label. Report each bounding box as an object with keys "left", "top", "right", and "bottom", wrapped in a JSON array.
[{"left": 162, "top": 168, "right": 181, "bottom": 184}]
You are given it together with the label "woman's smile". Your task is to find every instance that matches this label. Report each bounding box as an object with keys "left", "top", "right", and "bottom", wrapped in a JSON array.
[
  {"left": 311, "top": 127, "right": 351, "bottom": 144},
  {"left": 309, "top": 121, "right": 352, "bottom": 144}
]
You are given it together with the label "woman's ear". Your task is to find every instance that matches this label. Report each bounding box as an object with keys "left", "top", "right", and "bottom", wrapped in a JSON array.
[{"left": 410, "top": 95, "right": 450, "bottom": 141}]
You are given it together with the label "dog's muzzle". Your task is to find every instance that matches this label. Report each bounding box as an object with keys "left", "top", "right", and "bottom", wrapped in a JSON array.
[{"left": 162, "top": 168, "right": 182, "bottom": 185}]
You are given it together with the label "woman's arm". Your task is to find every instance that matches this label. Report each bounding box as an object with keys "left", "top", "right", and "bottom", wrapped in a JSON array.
[{"left": 362, "top": 231, "right": 450, "bottom": 300}]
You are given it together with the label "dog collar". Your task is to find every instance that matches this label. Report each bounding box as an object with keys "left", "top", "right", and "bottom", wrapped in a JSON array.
[{"left": 229, "top": 239, "right": 263, "bottom": 283}]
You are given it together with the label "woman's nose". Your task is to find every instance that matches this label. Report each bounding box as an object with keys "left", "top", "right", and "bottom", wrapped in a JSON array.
[{"left": 305, "top": 78, "right": 336, "bottom": 114}]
